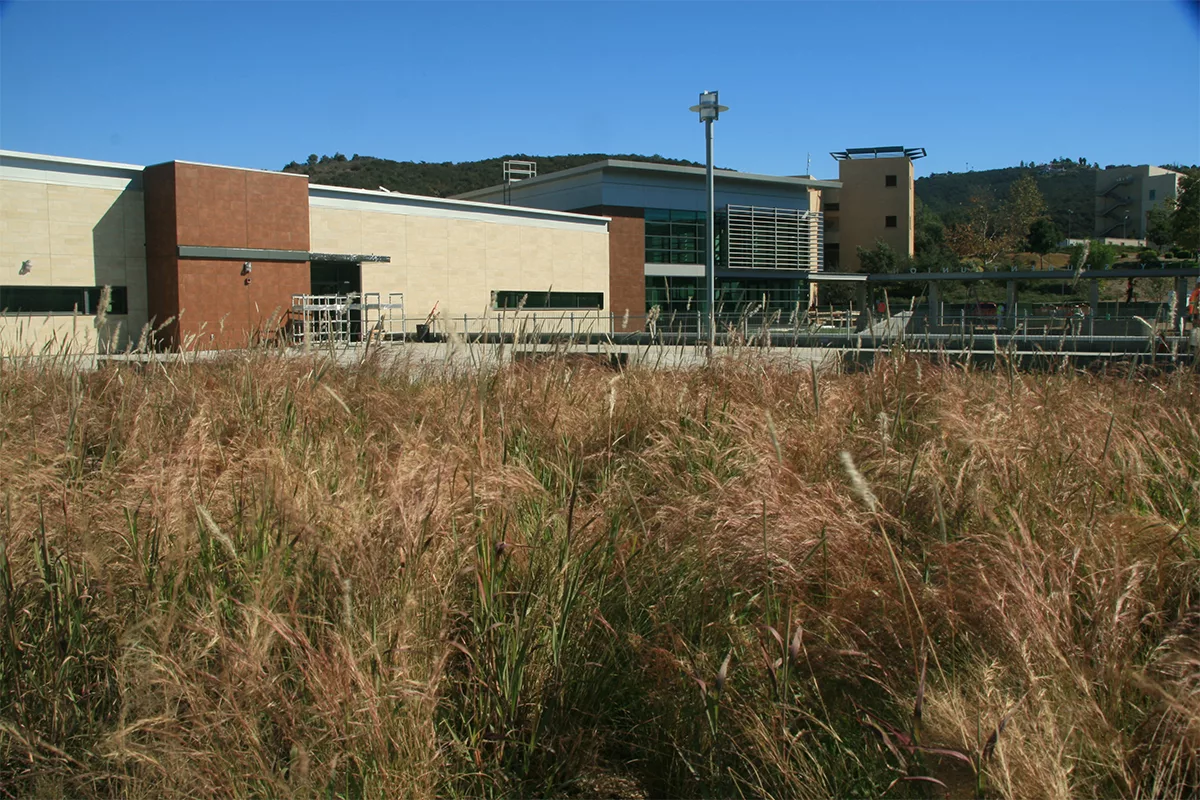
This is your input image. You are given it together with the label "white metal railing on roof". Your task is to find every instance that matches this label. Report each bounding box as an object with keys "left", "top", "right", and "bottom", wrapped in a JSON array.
[{"left": 724, "top": 205, "right": 823, "bottom": 271}]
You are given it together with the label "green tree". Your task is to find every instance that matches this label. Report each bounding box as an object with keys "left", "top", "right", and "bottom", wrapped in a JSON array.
[
  {"left": 1027, "top": 218, "right": 1061, "bottom": 268},
  {"left": 1170, "top": 173, "right": 1199, "bottom": 251},
  {"left": 857, "top": 241, "right": 903, "bottom": 274},
  {"left": 1005, "top": 175, "right": 1047, "bottom": 242},
  {"left": 1069, "top": 240, "right": 1116, "bottom": 271},
  {"left": 1146, "top": 200, "right": 1175, "bottom": 249}
]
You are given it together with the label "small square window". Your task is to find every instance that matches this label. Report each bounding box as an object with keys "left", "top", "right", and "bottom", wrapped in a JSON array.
[
  {"left": 885, "top": 174, "right": 898, "bottom": 187},
  {"left": 1149, "top": 189, "right": 1156, "bottom": 201},
  {"left": 885, "top": 215, "right": 897, "bottom": 228}
]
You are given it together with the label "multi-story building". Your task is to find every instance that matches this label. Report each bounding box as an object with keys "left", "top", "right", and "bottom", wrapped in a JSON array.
[
  {"left": 1093, "top": 165, "right": 1183, "bottom": 240},
  {"left": 820, "top": 146, "right": 925, "bottom": 271},
  {"left": 457, "top": 159, "right": 837, "bottom": 327}
]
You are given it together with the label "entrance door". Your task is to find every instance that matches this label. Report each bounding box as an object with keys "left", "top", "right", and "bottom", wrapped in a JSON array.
[{"left": 310, "top": 261, "right": 362, "bottom": 340}]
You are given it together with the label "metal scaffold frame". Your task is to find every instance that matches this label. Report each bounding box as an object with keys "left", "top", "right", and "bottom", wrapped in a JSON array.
[{"left": 290, "top": 292, "right": 405, "bottom": 346}]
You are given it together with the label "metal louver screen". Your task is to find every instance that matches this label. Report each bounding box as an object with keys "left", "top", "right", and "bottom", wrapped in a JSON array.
[{"left": 723, "top": 205, "right": 823, "bottom": 271}]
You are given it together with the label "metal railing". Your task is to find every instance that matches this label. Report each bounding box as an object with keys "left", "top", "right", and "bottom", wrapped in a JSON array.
[{"left": 282, "top": 296, "right": 1195, "bottom": 362}]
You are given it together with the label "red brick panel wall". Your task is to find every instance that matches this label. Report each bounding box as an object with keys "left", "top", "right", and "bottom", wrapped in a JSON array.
[
  {"left": 142, "top": 162, "right": 311, "bottom": 349},
  {"left": 247, "top": 171, "right": 310, "bottom": 251},
  {"left": 575, "top": 205, "right": 645, "bottom": 331},
  {"left": 177, "top": 258, "right": 309, "bottom": 349}
]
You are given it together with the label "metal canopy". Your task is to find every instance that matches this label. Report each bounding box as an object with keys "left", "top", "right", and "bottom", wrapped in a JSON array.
[
  {"left": 309, "top": 252, "right": 391, "bottom": 263},
  {"left": 830, "top": 146, "right": 927, "bottom": 161},
  {"left": 805, "top": 267, "right": 1199, "bottom": 283}
]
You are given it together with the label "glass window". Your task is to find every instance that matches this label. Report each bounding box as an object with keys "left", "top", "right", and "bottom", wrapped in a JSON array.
[
  {"left": 645, "top": 208, "right": 710, "bottom": 265},
  {"left": 885, "top": 216, "right": 898, "bottom": 228},
  {"left": 885, "top": 175, "right": 898, "bottom": 187},
  {"left": 1, "top": 285, "right": 128, "bottom": 315},
  {"left": 493, "top": 291, "right": 604, "bottom": 310},
  {"left": 1149, "top": 189, "right": 1156, "bottom": 201},
  {"left": 824, "top": 202, "right": 840, "bottom": 211}
]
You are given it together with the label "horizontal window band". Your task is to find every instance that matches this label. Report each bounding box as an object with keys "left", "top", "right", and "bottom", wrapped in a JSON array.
[{"left": 176, "top": 247, "right": 391, "bottom": 263}]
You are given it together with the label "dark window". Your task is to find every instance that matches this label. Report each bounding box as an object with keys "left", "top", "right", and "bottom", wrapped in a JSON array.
[
  {"left": 493, "top": 291, "right": 604, "bottom": 310},
  {"left": 825, "top": 243, "right": 840, "bottom": 269},
  {"left": 1149, "top": 189, "right": 1156, "bottom": 201},
  {"left": 645, "top": 276, "right": 805, "bottom": 316},
  {"left": 885, "top": 174, "right": 898, "bottom": 187},
  {"left": 0, "top": 285, "right": 128, "bottom": 315},
  {"left": 824, "top": 202, "right": 840, "bottom": 211},
  {"left": 885, "top": 216, "right": 898, "bottom": 228}
]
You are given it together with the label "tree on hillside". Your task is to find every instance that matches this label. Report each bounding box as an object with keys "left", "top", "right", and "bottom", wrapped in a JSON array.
[
  {"left": 945, "top": 177, "right": 1047, "bottom": 266},
  {"left": 1170, "top": 173, "right": 1199, "bottom": 251},
  {"left": 1146, "top": 200, "right": 1175, "bottom": 250},
  {"left": 1027, "top": 218, "right": 1061, "bottom": 268},
  {"left": 1007, "top": 175, "right": 1047, "bottom": 237},
  {"left": 912, "top": 199, "right": 958, "bottom": 270}
]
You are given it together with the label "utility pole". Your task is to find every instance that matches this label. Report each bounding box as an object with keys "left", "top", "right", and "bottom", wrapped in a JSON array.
[{"left": 689, "top": 91, "right": 728, "bottom": 360}]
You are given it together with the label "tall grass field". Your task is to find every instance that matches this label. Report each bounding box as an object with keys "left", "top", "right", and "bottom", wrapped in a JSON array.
[{"left": 1, "top": 349, "right": 1197, "bottom": 798}]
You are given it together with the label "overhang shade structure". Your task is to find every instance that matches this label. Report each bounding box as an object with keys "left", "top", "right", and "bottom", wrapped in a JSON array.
[
  {"left": 830, "top": 146, "right": 927, "bottom": 161},
  {"left": 724, "top": 205, "right": 823, "bottom": 271}
]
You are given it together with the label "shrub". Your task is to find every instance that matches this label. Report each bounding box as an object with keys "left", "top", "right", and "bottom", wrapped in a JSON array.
[{"left": 0, "top": 350, "right": 1196, "bottom": 798}]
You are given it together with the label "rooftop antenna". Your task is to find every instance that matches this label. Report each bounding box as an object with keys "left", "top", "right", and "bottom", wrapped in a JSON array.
[
  {"left": 502, "top": 159, "right": 537, "bottom": 205},
  {"left": 807, "top": 152, "right": 811, "bottom": 175}
]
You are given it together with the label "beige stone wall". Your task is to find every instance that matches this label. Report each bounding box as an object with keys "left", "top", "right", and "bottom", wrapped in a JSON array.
[
  {"left": 310, "top": 203, "right": 611, "bottom": 335},
  {"left": 836, "top": 158, "right": 914, "bottom": 272},
  {"left": 1, "top": 175, "right": 147, "bottom": 353}
]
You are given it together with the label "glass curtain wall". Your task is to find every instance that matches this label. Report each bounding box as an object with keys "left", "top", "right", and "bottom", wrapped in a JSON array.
[{"left": 644, "top": 209, "right": 726, "bottom": 265}]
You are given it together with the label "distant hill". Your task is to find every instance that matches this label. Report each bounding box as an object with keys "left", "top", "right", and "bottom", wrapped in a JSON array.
[
  {"left": 915, "top": 163, "right": 1097, "bottom": 239},
  {"left": 282, "top": 153, "right": 704, "bottom": 198},
  {"left": 916, "top": 161, "right": 1199, "bottom": 239},
  {"left": 288, "top": 152, "right": 1192, "bottom": 240}
]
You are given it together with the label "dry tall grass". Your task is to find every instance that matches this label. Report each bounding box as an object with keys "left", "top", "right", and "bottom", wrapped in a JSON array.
[{"left": 0, "top": 349, "right": 1196, "bottom": 798}]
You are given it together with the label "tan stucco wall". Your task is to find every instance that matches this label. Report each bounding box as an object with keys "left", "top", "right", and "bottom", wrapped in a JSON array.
[
  {"left": 1093, "top": 165, "right": 1182, "bottom": 239},
  {"left": 1, "top": 177, "right": 147, "bottom": 353},
  {"left": 310, "top": 203, "right": 610, "bottom": 335},
  {"left": 836, "top": 158, "right": 914, "bottom": 271}
]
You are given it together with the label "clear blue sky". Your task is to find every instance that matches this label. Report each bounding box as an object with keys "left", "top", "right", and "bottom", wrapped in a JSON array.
[{"left": 2, "top": 1, "right": 1197, "bottom": 179}]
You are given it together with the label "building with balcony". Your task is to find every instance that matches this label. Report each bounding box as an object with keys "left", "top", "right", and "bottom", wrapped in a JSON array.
[{"left": 1093, "top": 165, "right": 1183, "bottom": 240}]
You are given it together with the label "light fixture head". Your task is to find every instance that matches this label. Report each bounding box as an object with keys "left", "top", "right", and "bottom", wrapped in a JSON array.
[
  {"left": 689, "top": 90, "right": 728, "bottom": 122},
  {"left": 19, "top": 259, "right": 32, "bottom": 275},
  {"left": 242, "top": 261, "right": 253, "bottom": 275}
]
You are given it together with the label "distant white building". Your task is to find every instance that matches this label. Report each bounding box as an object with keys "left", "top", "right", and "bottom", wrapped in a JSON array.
[{"left": 1094, "top": 165, "right": 1183, "bottom": 241}]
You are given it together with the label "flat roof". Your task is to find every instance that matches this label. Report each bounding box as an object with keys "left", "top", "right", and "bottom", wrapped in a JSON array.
[
  {"left": 455, "top": 158, "right": 841, "bottom": 200},
  {"left": 309, "top": 182, "right": 611, "bottom": 227}
]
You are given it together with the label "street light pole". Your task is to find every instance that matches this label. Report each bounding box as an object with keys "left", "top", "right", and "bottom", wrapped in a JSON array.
[
  {"left": 690, "top": 90, "right": 728, "bottom": 360},
  {"left": 1123, "top": 211, "right": 1129, "bottom": 239}
]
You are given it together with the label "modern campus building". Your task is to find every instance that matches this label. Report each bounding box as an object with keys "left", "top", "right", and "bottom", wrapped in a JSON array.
[
  {"left": 457, "top": 159, "right": 838, "bottom": 328},
  {"left": 1093, "top": 164, "right": 1183, "bottom": 240},
  {"left": 1, "top": 146, "right": 925, "bottom": 352},
  {"left": 0, "top": 150, "right": 610, "bottom": 352},
  {"left": 821, "top": 146, "right": 926, "bottom": 271}
]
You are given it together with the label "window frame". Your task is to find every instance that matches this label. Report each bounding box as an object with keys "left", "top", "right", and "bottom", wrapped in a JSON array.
[
  {"left": 884, "top": 215, "right": 898, "bottom": 228},
  {"left": 492, "top": 290, "right": 604, "bottom": 311},
  {"left": 0, "top": 285, "right": 129, "bottom": 316}
]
